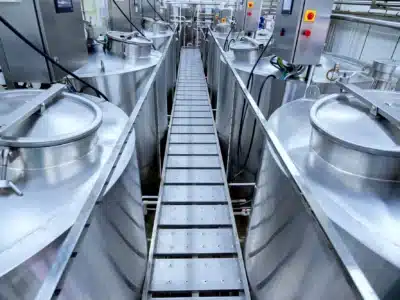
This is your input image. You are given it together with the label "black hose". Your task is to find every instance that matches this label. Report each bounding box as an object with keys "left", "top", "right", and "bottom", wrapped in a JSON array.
[
  {"left": 227, "top": 38, "right": 235, "bottom": 51},
  {"left": 146, "top": 0, "right": 174, "bottom": 32},
  {"left": 112, "top": 0, "right": 147, "bottom": 38},
  {"left": 240, "top": 74, "right": 276, "bottom": 171},
  {"left": 236, "top": 35, "right": 273, "bottom": 162},
  {"left": 223, "top": 27, "right": 233, "bottom": 51},
  {"left": 0, "top": 15, "right": 110, "bottom": 102}
]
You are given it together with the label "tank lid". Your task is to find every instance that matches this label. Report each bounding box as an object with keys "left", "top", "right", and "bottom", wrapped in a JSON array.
[
  {"left": 230, "top": 39, "right": 259, "bottom": 52},
  {"left": 215, "top": 23, "right": 231, "bottom": 33},
  {"left": 310, "top": 92, "right": 400, "bottom": 156},
  {"left": 0, "top": 87, "right": 102, "bottom": 148},
  {"left": 107, "top": 31, "right": 153, "bottom": 45}
]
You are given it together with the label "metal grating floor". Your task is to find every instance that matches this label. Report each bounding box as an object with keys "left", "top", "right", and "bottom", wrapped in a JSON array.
[{"left": 142, "top": 49, "right": 250, "bottom": 300}]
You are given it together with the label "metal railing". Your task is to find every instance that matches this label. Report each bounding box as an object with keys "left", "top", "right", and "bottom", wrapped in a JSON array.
[
  {"left": 33, "top": 29, "right": 177, "bottom": 300},
  {"left": 209, "top": 29, "right": 381, "bottom": 300}
]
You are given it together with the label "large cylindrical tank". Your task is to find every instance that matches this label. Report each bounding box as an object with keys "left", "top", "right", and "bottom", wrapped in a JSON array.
[
  {"left": 207, "top": 23, "right": 236, "bottom": 107},
  {"left": 245, "top": 92, "right": 400, "bottom": 299},
  {"left": 0, "top": 88, "right": 146, "bottom": 299},
  {"left": 143, "top": 21, "right": 177, "bottom": 110},
  {"left": 216, "top": 40, "right": 295, "bottom": 192},
  {"left": 72, "top": 31, "right": 167, "bottom": 192}
]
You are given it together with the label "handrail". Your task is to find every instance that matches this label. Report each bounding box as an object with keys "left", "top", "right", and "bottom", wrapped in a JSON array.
[
  {"left": 34, "top": 28, "right": 177, "bottom": 300},
  {"left": 331, "top": 13, "right": 400, "bottom": 30},
  {"left": 209, "top": 28, "right": 380, "bottom": 300}
]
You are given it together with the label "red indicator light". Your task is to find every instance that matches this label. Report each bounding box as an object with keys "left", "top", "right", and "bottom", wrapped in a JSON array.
[
  {"left": 247, "top": 12, "right": 252, "bottom": 16},
  {"left": 307, "top": 12, "right": 315, "bottom": 20},
  {"left": 303, "top": 29, "right": 312, "bottom": 37}
]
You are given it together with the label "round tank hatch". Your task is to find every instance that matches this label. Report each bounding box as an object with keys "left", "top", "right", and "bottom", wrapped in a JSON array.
[
  {"left": 0, "top": 90, "right": 102, "bottom": 148},
  {"left": 310, "top": 92, "right": 400, "bottom": 180},
  {"left": 215, "top": 23, "right": 231, "bottom": 33},
  {"left": 106, "top": 31, "right": 153, "bottom": 58},
  {"left": 230, "top": 39, "right": 259, "bottom": 64}
]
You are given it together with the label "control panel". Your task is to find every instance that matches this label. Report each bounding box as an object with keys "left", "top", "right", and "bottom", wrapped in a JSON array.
[
  {"left": 234, "top": 0, "right": 263, "bottom": 33},
  {"left": 272, "top": 0, "right": 334, "bottom": 65}
]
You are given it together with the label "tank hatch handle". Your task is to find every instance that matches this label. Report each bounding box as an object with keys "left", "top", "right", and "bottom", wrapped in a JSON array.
[
  {"left": 0, "top": 84, "right": 65, "bottom": 137},
  {"left": 337, "top": 81, "right": 400, "bottom": 126},
  {"left": 0, "top": 148, "right": 22, "bottom": 196}
]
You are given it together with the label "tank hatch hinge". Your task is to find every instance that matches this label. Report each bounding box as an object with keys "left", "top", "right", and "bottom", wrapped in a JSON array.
[{"left": 0, "top": 147, "right": 23, "bottom": 196}]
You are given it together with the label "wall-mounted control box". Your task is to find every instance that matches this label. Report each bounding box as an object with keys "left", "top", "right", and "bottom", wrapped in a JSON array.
[
  {"left": 235, "top": 0, "right": 263, "bottom": 33},
  {"left": 272, "top": 0, "right": 334, "bottom": 65}
]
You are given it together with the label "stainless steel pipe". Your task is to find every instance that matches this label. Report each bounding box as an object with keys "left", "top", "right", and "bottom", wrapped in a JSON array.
[
  {"left": 209, "top": 29, "right": 380, "bottom": 300},
  {"left": 332, "top": 13, "right": 400, "bottom": 30}
]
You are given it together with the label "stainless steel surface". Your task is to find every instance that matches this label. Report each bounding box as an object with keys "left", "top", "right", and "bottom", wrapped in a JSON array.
[
  {"left": 150, "top": 258, "right": 243, "bottom": 291},
  {"left": 72, "top": 34, "right": 169, "bottom": 189},
  {"left": 206, "top": 28, "right": 236, "bottom": 107},
  {"left": 142, "top": 48, "right": 250, "bottom": 300},
  {"left": 144, "top": 26, "right": 177, "bottom": 100},
  {"left": 109, "top": 0, "right": 142, "bottom": 31},
  {"left": 212, "top": 29, "right": 382, "bottom": 300},
  {"left": 107, "top": 31, "right": 153, "bottom": 59},
  {"left": 31, "top": 30, "right": 174, "bottom": 300},
  {"left": 156, "top": 228, "right": 236, "bottom": 254},
  {"left": 370, "top": 59, "right": 398, "bottom": 90},
  {"left": 0, "top": 89, "right": 144, "bottom": 300},
  {"left": 0, "top": 0, "right": 87, "bottom": 83},
  {"left": 246, "top": 95, "right": 400, "bottom": 299},
  {"left": 337, "top": 82, "right": 400, "bottom": 128},
  {"left": 0, "top": 84, "right": 65, "bottom": 137},
  {"left": 273, "top": 0, "right": 335, "bottom": 65},
  {"left": 331, "top": 13, "right": 400, "bottom": 30},
  {"left": 162, "top": 185, "right": 227, "bottom": 203}
]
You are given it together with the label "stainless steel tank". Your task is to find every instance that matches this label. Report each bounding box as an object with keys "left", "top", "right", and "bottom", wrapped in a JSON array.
[
  {"left": 72, "top": 31, "right": 167, "bottom": 192},
  {"left": 245, "top": 91, "right": 400, "bottom": 299},
  {"left": 0, "top": 87, "right": 146, "bottom": 299},
  {"left": 207, "top": 23, "right": 236, "bottom": 107},
  {"left": 216, "top": 39, "right": 293, "bottom": 192},
  {"left": 143, "top": 21, "right": 177, "bottom": 110}
]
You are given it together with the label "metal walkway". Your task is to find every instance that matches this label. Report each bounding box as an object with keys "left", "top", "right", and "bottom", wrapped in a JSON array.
[{"left": 142, "top": 48, "right": 250, "bottom": 300}]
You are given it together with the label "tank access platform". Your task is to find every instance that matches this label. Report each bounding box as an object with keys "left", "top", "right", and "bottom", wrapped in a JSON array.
[{"left": 142, "top": 48, "right": 251, "bottom": 300}]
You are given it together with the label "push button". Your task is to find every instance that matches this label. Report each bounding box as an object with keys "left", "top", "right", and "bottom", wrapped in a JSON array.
[
  {"left": 247, "top": 1, "right": 254, "bottom": 8},
  {"left": 303, "top": 29, "right": 312, "bottom": 37},
  {"left": 304, "top": 9, "right": 316, "bottom": 22}
]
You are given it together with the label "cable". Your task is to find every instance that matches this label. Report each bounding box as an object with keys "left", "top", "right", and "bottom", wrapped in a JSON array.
[
  {"left": 236, "top": 35, "right": 272, "bottom": 163},
  {"left": 145, "top": 0, "right": 174, "bottom": 31},
  {"left": 227, "top": 38, "right": 235, "bottom": 50},
  {"left": 0, "top": 15, "right": 110, "bottom": 102},
  {"left": 112, "top": 0, "right": 147, "bottom": 38},
  {"left": 240, "top": 74, "right": 276, "bottom": 172},
  {"left": 223, "top": 26, "right": 233, "bottom": 51}
]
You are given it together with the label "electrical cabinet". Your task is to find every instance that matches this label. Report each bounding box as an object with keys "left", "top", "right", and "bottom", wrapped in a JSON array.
[
  {"left": 0, "top": 0, "right": 88, "bottom": 83},
  {"left": 235, "top": 0, "right": 263, "bottom": 33},
  {"left": 273, "top": 0, "right": 334, "bottom": 65}
]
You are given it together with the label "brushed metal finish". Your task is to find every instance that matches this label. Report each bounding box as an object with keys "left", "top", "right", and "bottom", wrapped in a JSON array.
[
  {"left": 0, "top": 93, "right": 144, "bottom": 300},
  {"left": 0, "top": 0, "right": 87, "bottom": 82},
  {"left": 72, "top": 44, "right": 165, "bottom": 185},
  {"left": 150, "top": 258, "right": 244, "bottom": 291},
  {"left": 162, "top": 185, "right": 227, "bottom": 203},
  {"left": 273, "top": 0, "right": 335, "bottom": 65},
  {"left": 143, "top": 49, "right": 250, "bottom": 300},
  {"left": 156, "top": 228, "right": 236, "bottom": 254},
  {"left": 246, "top": 98, "right": 400, "bottom": 299}
]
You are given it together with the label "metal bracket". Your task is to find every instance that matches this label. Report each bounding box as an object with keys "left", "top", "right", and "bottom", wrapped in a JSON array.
[
  {"left": 0, "top": 148, "right": 22, "bottom": 196},
  {"left": 0, "top": 84, "right": 65, "bottom": 137}
]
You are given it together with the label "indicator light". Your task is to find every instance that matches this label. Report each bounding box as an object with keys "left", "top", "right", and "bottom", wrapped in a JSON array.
[
  {"left": 247, "top": 12, "right": 252, "bottom": 16},
  {"left": 247, "top": 1, "right": 254, "bottom": 8},
  {"left": 221, "top": 17, "right": 226, "bottom": 23},
  {"left": 303, "top": 29, "right": 312, "bottom": 37}
]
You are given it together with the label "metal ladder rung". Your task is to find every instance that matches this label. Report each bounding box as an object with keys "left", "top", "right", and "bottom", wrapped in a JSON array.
[
  {"left": 155, "top": 228, "right": 236, "bottom": 255},
  {"left": 150, "top": 258, "right": 244, "bottom": 292},
  {"left": 172, "top": 118, "right": 214, "bottom": 125},
  {"left": 166, "top": 156, "right": 221, "bottom": 169},
  {"left": 162, "top": 185, "right": 227, "bottom": 203},
  {"left": 169, "top": 134, "right": 216, "bottom": 144},
  {"left": 165, "top": 169, "right": 224, "bottom": 184},
  {"left": 159, "top": 205, "right": 231, "bottom": 226},
  {"left": 150, "top": 297, "right": 246, "bottom": 300},
  {"left": 173, "top": 111, "right": 212, "bottom": 118},
  {"left": 168, "top": 144, "right": 219, "bottom": 155},
  {"left": 170, "top": 125, "right": 215, "bottom": 134},
  {"left": 174, "top": 106, "right": 211, "bottom": 112}
]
